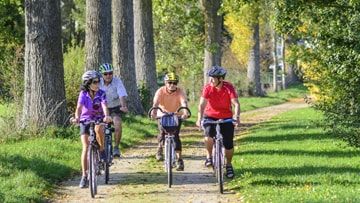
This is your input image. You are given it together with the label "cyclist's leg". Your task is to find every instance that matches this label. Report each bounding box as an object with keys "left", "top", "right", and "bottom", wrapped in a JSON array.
[
  {"left": 203, "top": 121, "right": 216, "bottom": 166},
  {"left": 109, "top": 106, "right": 122, "bottom": 153},
  {"left": 80, "top": 133, "right": 89, "bottom": 176},
  {"left": 95, "top": 124, "right": 106, "bottom": 161},
  {"left": 79, "top": 123, "right": 90, "bottom": 187},
  {"left": 220, "top": 122, "right": 235, "bottom": 165},
  {"left": 174, "top": 119, "right": 182, "bottom": 159},
  {"left": 221, "top": 122, "right": 235, "bottom": 178},
  {"left": 80, "top": 123, "right": 90, "bottom": 176},
  {"left": 112, "top": 114, "right": 122, "bottom": 156},
  {"left": 95, "top": 124, "right": 105, "bottom": 151},
  {"left": 156, "top": 122, "right": 165, "bottom": 160}
]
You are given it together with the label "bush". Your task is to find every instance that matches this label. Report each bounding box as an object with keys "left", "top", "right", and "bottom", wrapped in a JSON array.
[{"left": 63, "top": 44, "right": 84, "bottom": 114}]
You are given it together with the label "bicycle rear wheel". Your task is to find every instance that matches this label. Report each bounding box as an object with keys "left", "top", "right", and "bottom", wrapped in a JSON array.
[
  {"left": 165, "top": 138, "right": 172, "bottom": 188},
  {"left": 89, "top": 146, "right": 98, "bottom": 198},
  {"left": 216, "top": 141, "right": 224, "bottom": 194}
]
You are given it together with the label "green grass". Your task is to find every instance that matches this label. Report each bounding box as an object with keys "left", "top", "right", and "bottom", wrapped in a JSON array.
[
  {"left": 0, "top": 115, "right": 158, "bottom": 202},
  {"left": 240, "top": 84, "right": 307, "bottom": 111},
  {"left": 230, "top": 107, "right": 360, "bottom": 202}
]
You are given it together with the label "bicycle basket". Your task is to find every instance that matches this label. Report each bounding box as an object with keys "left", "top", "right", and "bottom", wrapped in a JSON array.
[{"left": 160, "top": 114, "right": 179, "bottom": 133}]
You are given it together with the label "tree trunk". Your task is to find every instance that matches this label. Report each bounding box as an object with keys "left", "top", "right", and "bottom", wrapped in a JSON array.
[
  {"left": 200, "top": 0, "right": 222, "bottom": 85},
  {"left": 85, "top": 0, "right": 112, "bottom": 71},
  {"left": 134, "top": 0, "right": 158, "bottom": 104},
  {"left": 281, "top": 35, "right": 286, "bottom": 89},
  {"left": 273, "top": 30, "right": 278, "bottom": 92},
  {"left": 113, "top": 0, "right": 144, "bottom": 115},
  {"left": 100, "top": 0, "right": 112, "bottom": 63},
  {"left": 23, "top": 0, "right": 67, "bottom": 128},
  {"left": 247, "top": 22, "right": 263, "bottom": 96}
]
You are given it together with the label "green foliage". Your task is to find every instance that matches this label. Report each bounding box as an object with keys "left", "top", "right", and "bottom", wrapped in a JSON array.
[
  {"left": 153, "top": 0, "right": 204, "bottom": 100},
  {"left": 230, "top": 107, "right": 360, "bottom": 202},
  {"left": 63, "top": 44, "right": 84, "bottom": 113},
  {"left": 0, "top": 0, "right": 24, "bottom": 101},
  {"left": 274, "top": 1, "right": 360, "bottom": 146},
  {"left": 138, "top": 81, "right": 152, "bottom": 112}
]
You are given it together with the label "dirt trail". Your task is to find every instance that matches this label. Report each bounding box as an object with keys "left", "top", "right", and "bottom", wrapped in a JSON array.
[{"left": 52, "top": 100, "right": 308, "bottom": 203}]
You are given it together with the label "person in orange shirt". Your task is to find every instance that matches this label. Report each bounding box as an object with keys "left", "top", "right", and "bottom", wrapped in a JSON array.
[{"left": 151, "top": 72, "right": 189, "bottom": 171}]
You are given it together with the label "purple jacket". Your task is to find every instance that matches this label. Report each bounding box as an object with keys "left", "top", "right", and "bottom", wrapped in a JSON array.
[{"left": 77, "top": 90, "right": 107, "bottom": 121}]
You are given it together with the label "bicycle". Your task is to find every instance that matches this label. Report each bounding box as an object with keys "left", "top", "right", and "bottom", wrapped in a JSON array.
[
  {"left": 148, "top": 106, "right": 191, "bottom": 188},
  {"left": 201, "top": 118, "right": 234, "bottom": 194},
  {"left": 75, "top": 119, "right": 111, "bottom": 198}
]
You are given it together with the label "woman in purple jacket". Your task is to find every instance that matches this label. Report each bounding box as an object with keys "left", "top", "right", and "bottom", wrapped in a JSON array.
[{"left": 72, "top": 70, "right": 112, "bottom": 188}]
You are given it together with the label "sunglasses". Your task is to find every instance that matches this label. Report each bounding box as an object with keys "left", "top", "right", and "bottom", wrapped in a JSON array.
[
  {"left": 103, "top": 72, "right": 113, "bottom": 76},
  {"left": 167, "top": 81, "right": 178, "bottom": 85},
  {"left": 92, "top": 80, "right": 100, "bottom": 84}
]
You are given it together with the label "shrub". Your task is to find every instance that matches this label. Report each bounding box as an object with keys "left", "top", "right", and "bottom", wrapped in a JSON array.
[{"left": 63, "top": 44, "right": 84, "bottom": 114}]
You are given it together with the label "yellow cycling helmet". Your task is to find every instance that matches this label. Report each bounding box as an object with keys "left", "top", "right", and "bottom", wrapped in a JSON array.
[{"left": 164, "top": 72, "right": 179, "bottom": 82}]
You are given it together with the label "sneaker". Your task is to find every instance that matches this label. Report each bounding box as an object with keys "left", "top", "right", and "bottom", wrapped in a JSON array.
[
  {"left": 113, "top": 146, "right": 121, "bottom": 158},
  {"left": 176, "top": 159, "right": 184, "bottom": 171},
  {"left": 155, "top": 148, "right": 163, "bottom": 161},
  {"left": 79, "top": 176, "right": 88, "bottom": 188},
  {"left": 225, "top": 164, "right": 235, "bottom": 179},
  {"left": 204, "top": 158, "right": 212, "bottom": 167}
]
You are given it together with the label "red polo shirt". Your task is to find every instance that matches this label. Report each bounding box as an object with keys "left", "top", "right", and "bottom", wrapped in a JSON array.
[{"left": 202, "top": 81, "right": 238, "bottom": 119}]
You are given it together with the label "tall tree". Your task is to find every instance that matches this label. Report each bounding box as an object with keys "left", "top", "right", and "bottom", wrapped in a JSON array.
[
  {"left": 272, "top": 30, "right": 278, "bottom": 92},
  {"left": 23, "top": 0, "right": 67, "bottom": 128},
  {"left": 200, "top": 0, "right": 222, "bottom": 84},
  {"left": 85, "top": 0, "right": 111, "bottom": 70},
  {"left": 113, "top": 0, "right": 144, "bottom": 114},
  {"left": 134, "top": 0, "right": 158, "bottom": 103},
  {"left": 247, "top": 20, "right": 263, "bottom": 96}
]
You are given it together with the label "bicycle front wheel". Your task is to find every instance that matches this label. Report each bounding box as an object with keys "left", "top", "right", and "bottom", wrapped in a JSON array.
[
  {"left": 89, "top": 145, "right": 98, "bottom": 198},
  {"left": 216, "top": 141, "right": 224, "bottom": 194},
  {"left": 165, "top": 138, "right": 172, "bottom": 188}
]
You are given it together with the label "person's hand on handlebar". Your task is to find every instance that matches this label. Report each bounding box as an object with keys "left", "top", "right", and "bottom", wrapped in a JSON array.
[
  {"left": 196, "top": 118, "right": 202, "bottom": 129},
  {"left": 233, "top": 117, "right": 240, "bottom": 127},
  {"left": 70, "top": 117, "right": 79, "bottom": 124},
  {"left": 120, "top": 106, "right": 128, "bottom": 113},
  {"left": 180, "top": 113, "right": 189, "bottom": 120},
  {"left": 103, "top": 115, "right": 112, "bottom": 123}
]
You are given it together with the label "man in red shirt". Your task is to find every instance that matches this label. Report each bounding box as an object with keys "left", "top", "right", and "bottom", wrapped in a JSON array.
[{"left": 196, "top": 66, "right": 240, "bottom": 179}]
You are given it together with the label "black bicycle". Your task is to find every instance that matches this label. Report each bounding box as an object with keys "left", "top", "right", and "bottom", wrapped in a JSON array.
[
  {"left": 104, "top": 122, "right": 114, "bottom": 184},
  {"left": 202, "top": 118, "right": 234, "bottom": 194},
  {"left": 148, "top": 106, "right": 191, "bottom": 188}
]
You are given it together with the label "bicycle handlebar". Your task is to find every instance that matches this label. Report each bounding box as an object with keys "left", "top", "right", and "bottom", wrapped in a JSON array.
[
  {"left": 147, "top": 106, "right": 192, "bottom": 119},
  {"left": 201, "top": 118, "right": 234, "bottom": 125}
]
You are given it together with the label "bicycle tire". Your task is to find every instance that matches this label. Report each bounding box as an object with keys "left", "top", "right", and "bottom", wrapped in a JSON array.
[
  {"left": 89, "top": 146, "right": 97, "bottom": 198},
  {"left": 166, "top": 138, "right": 172, "bottom": 188},
  {"left": 105, "top": 137, "right": 111, "bottom": 184},
  {"left": 217, "top": 141, "right": 224, "bottom": 194}
]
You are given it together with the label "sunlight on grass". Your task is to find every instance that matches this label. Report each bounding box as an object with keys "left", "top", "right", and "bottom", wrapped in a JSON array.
[{"left": 230, "top": 108, "right": 360, "bottom": 202}]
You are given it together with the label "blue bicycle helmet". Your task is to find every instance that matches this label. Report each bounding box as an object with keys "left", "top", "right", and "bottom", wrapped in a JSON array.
[{"left": 207, "top": 65, "right": 227, "bottom": 78}]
